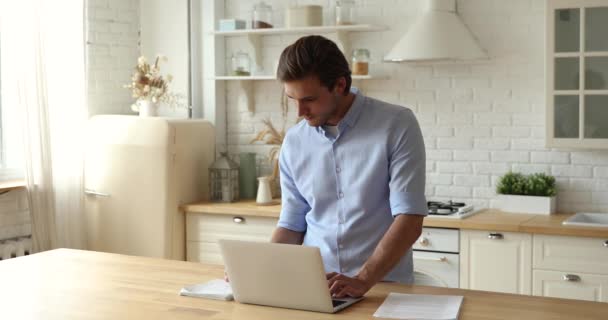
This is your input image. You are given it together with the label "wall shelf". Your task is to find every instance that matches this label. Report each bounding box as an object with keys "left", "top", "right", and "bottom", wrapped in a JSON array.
[
  {"left": 210, "top": 24, "right": 386, "bottom": 37},
  {"left": 216, "top": 74, "right": 383, "bottom": 113}
]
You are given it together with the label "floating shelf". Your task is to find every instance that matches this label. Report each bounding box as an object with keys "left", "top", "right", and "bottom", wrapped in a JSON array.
[
  {"left": 211, "top": 24, "right": 386, "bottom": 37},
  {"left": 212, "top": 75, "right": 380, "bottom": 80}
]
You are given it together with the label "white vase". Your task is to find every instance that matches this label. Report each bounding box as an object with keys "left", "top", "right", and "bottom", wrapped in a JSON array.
[
  {"left": 137, "top": 100, "right": 158, "bottom": 117},
  {"left": 256, "top": 176, "right": 273, "bottom": 204},
  {"left": 496, "top": 195, "right": 556, "bottom": 215}
]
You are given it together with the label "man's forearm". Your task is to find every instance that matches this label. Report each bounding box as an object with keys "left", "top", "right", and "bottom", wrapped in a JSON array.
[
  {"left": 356, "top": 214, "right": 424, "bottom": 285},
  {"left": 271, "top": 226, "right": 305, "bottom": 245}
]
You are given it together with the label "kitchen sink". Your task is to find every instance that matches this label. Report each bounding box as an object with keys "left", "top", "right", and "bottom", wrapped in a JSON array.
[{"left": 562, "top": 212, "right": 608, "bottom": 228}]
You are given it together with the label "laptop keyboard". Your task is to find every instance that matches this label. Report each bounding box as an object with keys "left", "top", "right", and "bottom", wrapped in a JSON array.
[{"left": 332, "top": 300, "right": 347, "bottom": 308}]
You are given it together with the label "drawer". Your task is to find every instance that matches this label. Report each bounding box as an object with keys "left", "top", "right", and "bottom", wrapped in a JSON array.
[
  {"left": 187, "top": 241, "right": 223, "bottom": 264},
  {"left": 186, "top": 213, "right": 277, "bottom": 242},
  {"left": 533, "top": 269, "right": 608, "bottom": 302},
  {"left": 533, "top": 235, "right": 608, "bottom": 275},
  {"left": 413, "top": 227, "right": 459, "bottom": 253}
]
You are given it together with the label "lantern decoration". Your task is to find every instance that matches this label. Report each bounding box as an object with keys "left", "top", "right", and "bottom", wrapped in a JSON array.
[{"left": 209, "top": 152, "right": 240, "bottom": 202}]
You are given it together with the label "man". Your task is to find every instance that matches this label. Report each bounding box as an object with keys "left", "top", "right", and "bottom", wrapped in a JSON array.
[{"left": 271, "top": 35, "right": 428, "bottom": 299}]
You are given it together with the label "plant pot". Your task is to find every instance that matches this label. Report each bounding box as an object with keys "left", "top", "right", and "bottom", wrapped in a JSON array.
[
  {"left": 136, "top": 100, "right": 158, "bottom": 117},
  {"left": 496, "top": 195, "right": 556, "bottom": 215}
]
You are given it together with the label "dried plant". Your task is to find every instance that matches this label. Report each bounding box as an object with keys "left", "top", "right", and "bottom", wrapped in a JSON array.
[
  {"left": 250, "top": 119, "right": 285, "bottom": 180},
  {"left": 123, "top": 55, "right": 185, "bottom": 111}
]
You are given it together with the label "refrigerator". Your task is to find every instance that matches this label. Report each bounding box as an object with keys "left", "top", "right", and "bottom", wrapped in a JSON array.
[{"left": 84, "top": 115, "right": 215, "bottom": 260}]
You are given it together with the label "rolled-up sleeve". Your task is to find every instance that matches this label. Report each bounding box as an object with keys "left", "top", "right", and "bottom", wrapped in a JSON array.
[
  {"left": 277, "top": 140, "right": 310, "bottom": 232},
  {"left": 388, "top": 109, "right": 428, "bottom": 217}
]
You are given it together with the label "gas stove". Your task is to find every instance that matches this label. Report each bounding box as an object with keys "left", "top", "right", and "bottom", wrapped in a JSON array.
[{"left": 427, "top": 200, "right": 482, "bottom": 219}]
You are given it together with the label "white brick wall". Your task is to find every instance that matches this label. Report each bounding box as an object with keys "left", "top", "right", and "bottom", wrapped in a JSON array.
[
  {"left": 0, "top": 189, "right": 31, "bottom": 241},
  {"left": 220, "top": 0, "right": 608, "bottom": 213},
  {"left": 86, "top": 0, "right": 140, "bottom": 116}
]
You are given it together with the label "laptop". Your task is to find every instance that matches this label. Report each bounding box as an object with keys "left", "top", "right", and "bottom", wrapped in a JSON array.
[{"left": 218, "top": 239, "right": 364, "bottom": 313}]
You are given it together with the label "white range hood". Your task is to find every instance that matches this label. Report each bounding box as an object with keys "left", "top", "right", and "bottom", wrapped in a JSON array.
[{"left": 384, "top": 0, "right": 487, "bottom": 62}]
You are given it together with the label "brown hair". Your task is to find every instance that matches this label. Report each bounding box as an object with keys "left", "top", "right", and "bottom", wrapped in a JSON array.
[{"left": 276, "top": 35, "right": 352, "bottom": 95}]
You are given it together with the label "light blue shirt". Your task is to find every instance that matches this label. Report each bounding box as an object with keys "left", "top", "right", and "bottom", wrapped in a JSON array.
[{"left": 277, "top": 88, "right": 428, "bottom": 283}]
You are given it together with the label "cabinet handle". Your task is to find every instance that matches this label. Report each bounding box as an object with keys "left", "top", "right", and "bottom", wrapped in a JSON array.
[
  {"left": 418, "top": 237, "right": 429, "bottom": 246},
  {"left": 604, "top": 240, "right": 608, "bottom": 247},
  {"left": 84, "top": 189, "right": 111, "bottom": 197},
  {"left": 415, "top": 256, "right": 448, "bottom": 263},
  {"left": 233, "top": 216, "right": 245, "bottom": 224},
  {"left": 562, "top": 274, "right": 581, "bottom": 282},
  {"left": 488, "top": 233, "right": 503, "bottom": 240}
]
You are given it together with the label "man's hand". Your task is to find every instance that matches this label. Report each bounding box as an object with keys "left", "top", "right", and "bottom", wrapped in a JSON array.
[{"left": 326, "top": 272, "right": 373, "bottom": 298}]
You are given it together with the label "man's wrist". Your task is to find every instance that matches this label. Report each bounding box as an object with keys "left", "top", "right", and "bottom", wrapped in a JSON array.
[{"left": 355, "top": 269, "right": 378, "bottom": 289}]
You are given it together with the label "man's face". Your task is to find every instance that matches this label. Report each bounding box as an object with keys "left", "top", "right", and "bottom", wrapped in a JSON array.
[{"left": 283, "top": 76, "right": 343, "bottom": 127}]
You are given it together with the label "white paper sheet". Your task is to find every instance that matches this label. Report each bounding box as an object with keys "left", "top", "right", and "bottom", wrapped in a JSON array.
[
  {"left": 373, "top": 293, "right": 464, "bottom": 320},
  {"left": 180, "top": 279, "right": 234, "bottom": 301}
]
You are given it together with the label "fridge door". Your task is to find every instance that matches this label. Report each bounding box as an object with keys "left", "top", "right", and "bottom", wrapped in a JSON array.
[{"left": 84, "top": 116, "right": 172, "bottom": 258}]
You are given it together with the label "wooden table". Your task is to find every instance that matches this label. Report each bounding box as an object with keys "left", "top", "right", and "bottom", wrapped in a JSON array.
[{"left": 1, "top": 249, "right": 607, "bottom": 319}]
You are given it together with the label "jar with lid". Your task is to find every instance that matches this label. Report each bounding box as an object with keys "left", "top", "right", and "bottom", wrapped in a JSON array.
[
  {"left": 232, "top": 51, "right": 251, "bottom": 76},
  {"left": 252, "top": 2, "right": 273, "bottom": 29},
  {"left": 351, "top": 49, "right": 370, "bottom": 76},
  {"left": 335, "top": 0, "right": 355, "bottom": 25}
]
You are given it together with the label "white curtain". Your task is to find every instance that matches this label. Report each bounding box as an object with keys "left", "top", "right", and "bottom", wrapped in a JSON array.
[{"left": 0, "top": 0, "right": 87, "bottom": 251}]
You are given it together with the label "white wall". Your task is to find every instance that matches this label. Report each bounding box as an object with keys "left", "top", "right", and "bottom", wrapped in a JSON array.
[
  {"left": 86, "top": 0, "right": 140, "bottom": 116},
  {"left": 140, "top": 0, "right": 191, "bottom": 118},
  {"left": 221, "top": 0, "right": 608, "bottom": 213}
]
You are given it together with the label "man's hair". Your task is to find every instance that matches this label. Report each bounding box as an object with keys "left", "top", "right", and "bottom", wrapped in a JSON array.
[{"left": 276, "top": 35, "right": 352, "bottom": 95}]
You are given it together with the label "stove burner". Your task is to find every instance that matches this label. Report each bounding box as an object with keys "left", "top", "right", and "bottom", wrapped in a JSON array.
[{"left": 428, "top": 200, "right": 467, "bottom": 215}]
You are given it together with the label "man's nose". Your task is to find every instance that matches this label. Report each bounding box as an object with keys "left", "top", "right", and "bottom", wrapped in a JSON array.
[{"left": 297, "top": 103, "right": 307, "bottom": 117}]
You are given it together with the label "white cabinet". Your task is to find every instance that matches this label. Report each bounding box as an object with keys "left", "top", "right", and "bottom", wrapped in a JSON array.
[
  {"left": 546, "top": 0, "right": 608, "bottom": 148},
  {"left": 532, "top": 234, "right": 608, "bottom": 302},
  {"left": 460, "top": 230, "right": 532, "bottom": 295},
  {"left": 533, "top": 270, "right": 608, "bottom": 302},
  {"left": 186, "top": 213, "right": 278, "bottom": 264}
]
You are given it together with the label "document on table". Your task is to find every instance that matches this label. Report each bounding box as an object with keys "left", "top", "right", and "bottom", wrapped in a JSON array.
[
  {"left": 373, "top": 293, "right": 464, "bottom": 320},
  {"left": 179, "top": 279, "right": 234, "bottom": 301}
]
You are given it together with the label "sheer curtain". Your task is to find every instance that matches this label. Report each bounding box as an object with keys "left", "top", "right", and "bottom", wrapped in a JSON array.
[{"left": 0, "top": 0, "right": 87, "bottom": 251}]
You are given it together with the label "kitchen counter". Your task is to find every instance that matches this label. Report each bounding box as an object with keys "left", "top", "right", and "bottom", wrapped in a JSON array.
[
  {"left": 2, "top": 248, "right": 606, "bottom": 319},
  {"left": 181, "top": 200, "right": 608, "bottom": 238}
]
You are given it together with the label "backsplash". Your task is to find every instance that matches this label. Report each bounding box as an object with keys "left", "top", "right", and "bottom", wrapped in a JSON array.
[{"left": 221, "top": 0, "right": 608, "bottom": 213}]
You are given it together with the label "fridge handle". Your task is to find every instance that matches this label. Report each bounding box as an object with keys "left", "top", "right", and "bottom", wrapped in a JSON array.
[{"left": 84, "top": 189, "right": 111, "bottom": 197}]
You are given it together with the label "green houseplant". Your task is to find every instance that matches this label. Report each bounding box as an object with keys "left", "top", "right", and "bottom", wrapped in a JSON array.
[{"left": 495, "top": 172, "right": 557, "bottom": 214}]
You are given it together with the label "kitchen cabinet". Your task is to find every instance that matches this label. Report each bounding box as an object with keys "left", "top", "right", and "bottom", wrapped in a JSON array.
[
  {"left": 532, "top": 234, "right": 608, "bottom": 302},
  {"left": 186, "top": 212, "right": 278, "bottom": 264},
  {"left": 546, "top": 0, "right": 608, "bottom": 148},
  {"left": 460, "top": 230, "right": 532, "bottom": 295}
]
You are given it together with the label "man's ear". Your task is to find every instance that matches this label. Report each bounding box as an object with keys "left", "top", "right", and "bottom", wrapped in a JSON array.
[{"left": 333, "top": 77, "right": 347, "bottom": 96}]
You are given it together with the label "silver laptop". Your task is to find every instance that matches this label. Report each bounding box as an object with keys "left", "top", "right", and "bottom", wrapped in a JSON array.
[{"left": 218, "top": 239, "right": 364, "bottom": 313}]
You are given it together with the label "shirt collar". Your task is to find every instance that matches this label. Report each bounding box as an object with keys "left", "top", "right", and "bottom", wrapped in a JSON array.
[{"left": 340, "top": 87, "right": 364, "bottom": 129}]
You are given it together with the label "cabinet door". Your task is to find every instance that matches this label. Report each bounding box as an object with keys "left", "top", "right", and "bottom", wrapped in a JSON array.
[
  {"left": 533, "top": 269, "right": 608, "bottom": 302},
  {"left": 460, "top": 230, "right": 532, "bottom": 294},
  {"left": 547, "top": 0, "right": 608, "bottom": 148}
]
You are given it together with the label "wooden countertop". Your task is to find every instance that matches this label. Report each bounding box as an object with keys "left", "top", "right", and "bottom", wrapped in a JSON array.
[
  {"left": 1, "top": 248, "right": 606, "bottom": 319},
  {"left": 0, "top": 179, "right": 26, "bottom": 193},
  {"left": 181, "top": 200, "right": 608, "bottom": 238}
]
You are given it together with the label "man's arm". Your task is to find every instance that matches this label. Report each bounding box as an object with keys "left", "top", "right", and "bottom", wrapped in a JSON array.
[
  {"left": 327, "top": 214, "right": 423, "bottom": 298},
  {"left": 271, "top": 226, "right": 305, "bottom": 245}
]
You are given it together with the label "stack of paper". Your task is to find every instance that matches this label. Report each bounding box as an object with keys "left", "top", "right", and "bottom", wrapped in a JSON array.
[
  {"left": 179, "top": 279, "right": 234, "bottom": 301},
  {"left": 373, "top": 293, "right": 463, "bottom": 320}
]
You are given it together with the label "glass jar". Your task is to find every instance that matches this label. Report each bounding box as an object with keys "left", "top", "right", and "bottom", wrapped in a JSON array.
[
  {"left": 335, "top": 0, "right": 355, "bottom": 25},
  {"left": 231, "top": 51, "right": 251, "bottom": 76},
  {"left": 252, "top": 2, "right": 273, "bottom": 29},
  {"left": 352, "top": 49, "right": 370, "bottom": 75}
]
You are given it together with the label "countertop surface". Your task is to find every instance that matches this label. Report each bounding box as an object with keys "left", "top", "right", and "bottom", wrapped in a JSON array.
[
  {"left": 181, "top": 200, "right": 608, "bottom": 238},
  {"left": 1, "top": 248, "right": 606, "bottom": 319}
]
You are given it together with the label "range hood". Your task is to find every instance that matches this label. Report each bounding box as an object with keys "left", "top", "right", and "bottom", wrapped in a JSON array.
[{"left": 384, "top": 0, "right": 487, "bottom": 62}]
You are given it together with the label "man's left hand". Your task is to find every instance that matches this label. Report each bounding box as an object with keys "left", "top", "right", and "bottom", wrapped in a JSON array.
[{"left": 326, "top": 272, "right": 373, "bottom": 298}]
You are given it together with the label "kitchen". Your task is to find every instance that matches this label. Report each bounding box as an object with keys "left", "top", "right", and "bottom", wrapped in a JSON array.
[{"left": 1, "top": 0, "right": 608, "bottom": 319}]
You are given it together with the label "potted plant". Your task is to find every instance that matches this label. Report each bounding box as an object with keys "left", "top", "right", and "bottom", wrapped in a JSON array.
[
  {"left": 123, "top": 55, "right": 183, "bottom": 117},
  {"left": 495, "top": 172, "right": 557, "bottom": 215}
]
